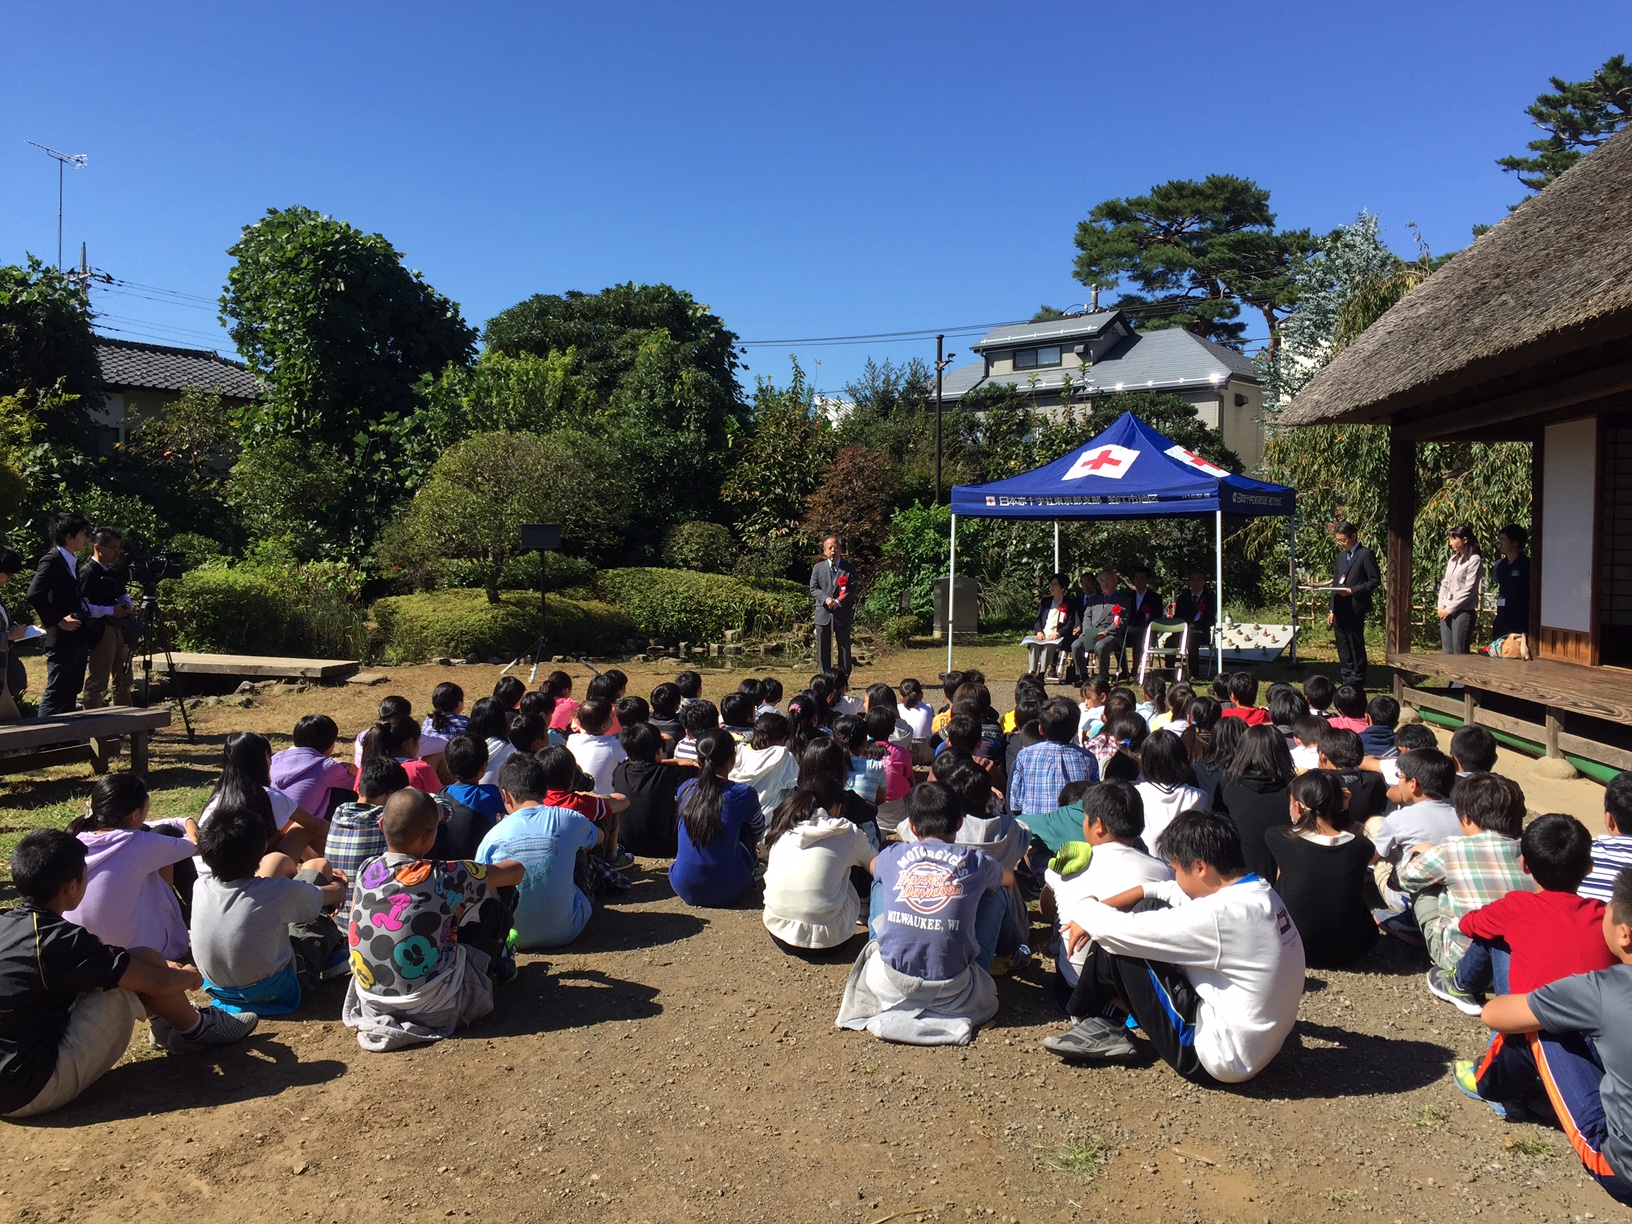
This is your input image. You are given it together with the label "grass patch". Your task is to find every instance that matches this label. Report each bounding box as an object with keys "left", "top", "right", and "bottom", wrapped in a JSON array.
[
  {"left": 1503, "top": 1134, "right": 1556, "bottom": 1158},
  {"left": 1047, "top": 1140, "right": 1105, "bottom": 1176},
  {"left": 1412, "top": 1105, "right": 1451, "bottom": 1131}
]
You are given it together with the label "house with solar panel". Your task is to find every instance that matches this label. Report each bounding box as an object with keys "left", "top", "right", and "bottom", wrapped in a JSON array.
[
  {"left": 87, "top": 337, "right": 262, "bottom": 457},
  {"left": 937, "top": 310, "right": 1267, "bottom": 466}
]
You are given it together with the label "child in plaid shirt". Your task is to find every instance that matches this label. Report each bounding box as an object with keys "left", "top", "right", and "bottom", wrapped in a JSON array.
[{"left": 1397, "top": 772, "right": 1534, "bottom": 1010}]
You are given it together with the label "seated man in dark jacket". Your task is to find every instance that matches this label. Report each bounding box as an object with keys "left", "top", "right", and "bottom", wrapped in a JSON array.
[
  {"left": 1173, "top": 569, "right": 1216, "bottom": 679},
  {"left": 1072, "top": 569, "right": 1131, "bottom": 682}
]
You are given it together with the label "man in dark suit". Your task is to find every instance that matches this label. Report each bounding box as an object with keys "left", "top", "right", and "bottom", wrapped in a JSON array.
[
  {"left": 1173, "top": 569, "right": 1216, "bottom": 679},
  {"left": 27, "top": 513, "right": 99, "bottom": 719},
  {"left": 79, "top": 526, "right": 136, "bottom": 709},
  {"left": 1123, "top": 565, "right": 1162, "bottom": 673},
  {"left": 809, "top": 534, "right": 859, "bottom": 675},
  {"left": 1072, "top": 568, "right": 1130, "bottom": 681},
  {"left": 1327, "top": 521, "right": 1381, "bottom": 689}
]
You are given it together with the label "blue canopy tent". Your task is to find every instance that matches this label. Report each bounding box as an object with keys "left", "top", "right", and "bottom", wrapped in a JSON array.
[{"left": 945, "top": 411, "right": 1297, "bottom": 673}]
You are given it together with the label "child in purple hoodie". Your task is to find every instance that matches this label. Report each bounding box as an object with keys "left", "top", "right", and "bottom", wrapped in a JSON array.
[{"left": 271, "top": 715, "right": 356, "bottom": 821}]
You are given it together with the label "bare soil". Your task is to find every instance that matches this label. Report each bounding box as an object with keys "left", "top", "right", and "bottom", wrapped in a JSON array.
[{"left": 0, "top": 656, "right": 1613, "bottom": 1223}]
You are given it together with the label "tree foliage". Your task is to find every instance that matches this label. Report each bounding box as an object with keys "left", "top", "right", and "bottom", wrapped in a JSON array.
[
  {"left": 1498, "top": 54, "right": 1632, "bottom": 196},
  {"left": 0, "top": 259, "right": 99, "bottom": 443},
  {"left": 382, "top": 430, "right": 628, "bottom": 602},
  {"left": 801, "top": 445, "right": 900, "bottom": 572},
  {"left": 1072, "top": 175, "right": 1316, "bottom": 352},
  {"left": 227, "top": 436, "right": 350, "bottom": 560},
  {"left": 722, "top": 360, "right": 835, "bottom": 573},
  {"left": 220, "top": 206, "right": 477, "bottom": 544}
]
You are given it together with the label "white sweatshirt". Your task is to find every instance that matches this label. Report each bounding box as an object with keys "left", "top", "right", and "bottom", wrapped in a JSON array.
[
  {"left": 761, "top": 813, "right": 875, "bottom": 949},
  {"left": 1075, "top": 876, "right": 1306, "bottom": 1082},
  {"left": 1045, "top": 841, "right": 1173, "bottom": 985},
  {"left": 731, "top": 743, "right": 800, "bottom": 820}
]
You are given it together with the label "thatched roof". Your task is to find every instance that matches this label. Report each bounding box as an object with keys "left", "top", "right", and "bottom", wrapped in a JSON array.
[{"left": 1280, "top": 124, "right": 1632, "bottom": 427}]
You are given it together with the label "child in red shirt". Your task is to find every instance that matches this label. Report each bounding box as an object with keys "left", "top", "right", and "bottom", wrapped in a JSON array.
[
  {"left": 1325, "top": 685, "right": 1368, "bottom": 734},
  {"left": 1454, "top": 813, "right": 1617, "bottom": 1113},
  {"left": 537, "top": 745, "right": 629, "bottom": 868},
  {"left": 1218, "top": 672, "right": 1270, "bottom": 727}
]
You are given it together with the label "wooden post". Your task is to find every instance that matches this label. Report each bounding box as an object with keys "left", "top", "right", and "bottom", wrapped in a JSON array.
[
  {"left": 1386, "top": 427, "right": 1417, "bottom": 660},
  {"left": 1545, "top": 707, "right": 1563, "bottom": 759},
  {"left": 1464, "top": 687, "right": 1478, "bottom": 730},
  {"left": 130, "top": 729, "right": 149, "bottom": 775}
]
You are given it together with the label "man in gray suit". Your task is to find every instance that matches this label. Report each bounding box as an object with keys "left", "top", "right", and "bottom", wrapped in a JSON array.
[{"left": 809, "top": 534, "right": 858, "bottom": 675}]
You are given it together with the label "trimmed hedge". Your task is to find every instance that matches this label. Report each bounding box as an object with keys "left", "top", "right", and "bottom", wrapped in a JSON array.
[
  {"left": 582, "top": 567, "right": 806, "bottom": 643},
  {"left": 371, "top": 589, "right": 638, "bottom": 663},
  {"left": 162, "top": 564, "right": 368, "bottom": 658}
]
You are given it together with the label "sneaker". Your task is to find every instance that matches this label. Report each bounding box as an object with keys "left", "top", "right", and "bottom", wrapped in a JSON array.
[
  {"left": 1454, "top": 1058, "right": 1521, "bottom": 1120},
  {"left": 167, "top": 1007, "right": 259, "bottom": 1053},
  {"left": 988, "top": 955, "right": 1016, "bottom": 977},
  {"left": 494, "top": 953, "right": 519, "bottom": 986},
  {"left": 1042, "top": 1016, "right": 1138, "bottom": 1061},
  {"left": 610, "top": 849, "right": 635, "bottom": 870},
  {"left": 1378, "top": 911, "right": 1426, "bottom": 947},
  {"left": 1427, "top": 968, "right": 1484, "bottom": 1017},
  {"left": 148, "top": 1018, "right": 173, "bottom": 1050}
]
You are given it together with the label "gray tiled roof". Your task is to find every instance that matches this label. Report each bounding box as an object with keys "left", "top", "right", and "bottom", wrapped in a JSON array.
[
  {"left": 94, "top": 337, "right": 262, "bottom": 401},
  {"left": 941, "top": 327, "right": 1259, "bottom": 402}
]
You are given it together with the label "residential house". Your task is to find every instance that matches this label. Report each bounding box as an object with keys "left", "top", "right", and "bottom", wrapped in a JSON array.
[
  {"left": 88, "top": 337, "right": 261, "bottom": 457},
  {"left": 937, "top": 311, "right": 1267, "bottom": 466}
]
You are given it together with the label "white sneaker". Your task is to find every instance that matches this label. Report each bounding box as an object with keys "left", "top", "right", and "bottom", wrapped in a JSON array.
[{"left": 167, "top": 1007, "right": 259, "bottom": 1053}]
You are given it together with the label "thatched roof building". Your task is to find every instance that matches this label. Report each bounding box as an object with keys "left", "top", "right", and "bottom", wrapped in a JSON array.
[
  {"left": 1282, "top": 124, "right": 1632, "bottom": 441},
  {"left": 1282, "top": 125, "right": 1632, "bottom": 781}
]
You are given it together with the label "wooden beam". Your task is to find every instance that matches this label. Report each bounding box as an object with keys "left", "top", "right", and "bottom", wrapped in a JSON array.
[
  {"left": 1559, "top": 731, "right": 1632, "bottom": 773},
  {"left": 0, "top": 743, "right": 97, "bottom": 776},
  {"left": 1396, "top": 357, "right": 1632, "bottom": 441},
  {"left": 1386, "top": 429, "right": 1416, "bottom": 657}
]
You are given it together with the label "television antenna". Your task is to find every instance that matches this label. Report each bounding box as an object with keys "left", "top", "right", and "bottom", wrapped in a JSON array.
[{"left": 25, "top": 141, "right": 88, "bottom": 271}]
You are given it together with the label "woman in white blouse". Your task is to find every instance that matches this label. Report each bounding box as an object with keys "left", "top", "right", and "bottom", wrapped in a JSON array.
[{"left": 1436, "top": 524, "right": 1483, "bottom": 656}]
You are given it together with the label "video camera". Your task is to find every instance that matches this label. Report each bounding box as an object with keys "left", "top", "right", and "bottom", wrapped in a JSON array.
[{"left": 128, "top": 550, "right": 186, "bottom": 589}]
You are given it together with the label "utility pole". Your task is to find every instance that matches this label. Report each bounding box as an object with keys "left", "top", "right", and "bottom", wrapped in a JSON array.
[
  {"left": 933, "top": 335, "right": 956, "bottom": 504},
  {"left": 26, "top": 141, "right": 88, "bottom": 271}
]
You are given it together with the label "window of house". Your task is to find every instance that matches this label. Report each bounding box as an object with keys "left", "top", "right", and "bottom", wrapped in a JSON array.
[{"left": 1012, "top": 345, "right": 1062, "bottom": 370}]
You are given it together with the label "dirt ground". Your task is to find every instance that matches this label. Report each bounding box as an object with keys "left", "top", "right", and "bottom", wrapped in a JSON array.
[{"left": 0, "top": 654, "right": 1617, "bottom": 1224}]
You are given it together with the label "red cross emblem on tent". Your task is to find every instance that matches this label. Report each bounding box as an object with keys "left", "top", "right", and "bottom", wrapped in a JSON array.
[
  {"left": 1164, "top": 444, "right": 1227, "bottom": 476},
  {"left": 1063, "top": 443, "right": 1138, "bottom": 481}
]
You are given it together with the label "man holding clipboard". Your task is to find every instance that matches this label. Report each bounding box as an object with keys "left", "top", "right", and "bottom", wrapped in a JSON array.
[{"left": 1323, "top": 521, "right": 1380, "bottom": 689}]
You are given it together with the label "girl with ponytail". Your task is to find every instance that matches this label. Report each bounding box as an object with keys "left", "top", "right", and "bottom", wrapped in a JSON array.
[
  {"left": 64, "top": 773, "right": 195, "bottom": 959},
  {"left": 669, "top": 728, "right": 764, "bottom": 908},
  {"left": 359, "top": 713, "right": 442, "bottom": 794},
  {"left": 201, "top": 730, "right": 326, "bottom": 868},
  {"left": 760, "top": 737, "right": 875, "bottom": 954}
]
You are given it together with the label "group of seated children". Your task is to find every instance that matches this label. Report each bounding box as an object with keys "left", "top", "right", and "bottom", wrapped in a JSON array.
[{"left": 11, "top": 656, "right": 1632, "bottom": 1212}]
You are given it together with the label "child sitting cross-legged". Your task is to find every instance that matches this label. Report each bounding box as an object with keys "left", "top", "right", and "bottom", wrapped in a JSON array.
[
  {"left": 475, "top": 753, "right": 603, "bottom": 950},
  {"left": 538, "top": 744, "right": 631, "bottom": 877},
  {"left": 1360, "top": 695, "right": 1400, "bottom": 759},
  {"left": 729, "top": 711, "right": 801, "bottom": 824},
  {"left": 1042, "top": 809, "right": 1305, "bottom": 1082},
  {"left": 1478, "top": 866, "right": 1632, "bottom": 1208},
  {"left": 1, "top": 831, "right": 257, "bottom": 1119},
  {"left": 835, "top": 713, "right": 889, "bottom": 804},
  {"left": 192, "top": 803, "right": 350, "bottom": 1016},
  {"left": 345, "top": 790, "right": 525, "bottom": 1051},
  {"left": 1582, "top": 771, "right": 1632, "bottom": 904},
  {"left": 326, "top": 757, "right": 410, "bottom": 884},
  {"left": 271, "top": 714, "right": 356, "bottom": 822},
  {"left": 1454, "top": 813, "right": 1618, "bottom": 1114},
  {"left": 1220, "top": 672, "right": 1269, "bottom": 726},
  {"left": 761, "top": 737, "right": 877, "bottom": 955},
  {"left": 1043, "top": 781, "right": 1174, "bottom": 1006},
  {"left": 65, "top": 774, "right": 196, "bottom": 961},
  {"left": 1399, "top": 771, "right": 1535, "bottom": 1014},
  {"left": 1365, "top": 745, "right": 1462, "bottom": 922},
  {"left": 672, "top": 698, "right": 718, "bottom": 765},
  {"left": 671, "top": 730, "right": 766, "bottom": 908},
  {"left": 835, "top": 781, "right": 1010, "bottom": 1046},
  {"left": 430, "top": 734, "right": 502, "bottom": 862}
]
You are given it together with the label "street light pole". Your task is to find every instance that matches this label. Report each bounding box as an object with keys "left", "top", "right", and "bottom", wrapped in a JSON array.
[{"left": 934, "top": 333, "right": 944, "bottom": 504}]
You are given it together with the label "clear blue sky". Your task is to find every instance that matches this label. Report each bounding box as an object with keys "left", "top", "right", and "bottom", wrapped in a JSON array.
[{"left": 1, "top": 2, "right": 1626, "bottom": 395}]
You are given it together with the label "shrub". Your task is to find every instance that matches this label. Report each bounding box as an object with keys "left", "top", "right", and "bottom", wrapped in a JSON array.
[
  {"left": 430, "top": 551, "right": 597, "bottom": 594},
  {"left": 881, "top": 614, "right": 922, "bottom": 646},
  {"left": 589, "top": 567, "right": 806, "bottom": 643},
  {"left": 166, "top": 532, "right": 225, "bottom": 567},
  {"left": 370, "top": 589, "right": 637, "bottom": 663},
  {"left": 662, "top": 521, "right": 734, "bottom": 573},
  {"left": 161, "top": 560, "right": 368, "bottom": 658}
]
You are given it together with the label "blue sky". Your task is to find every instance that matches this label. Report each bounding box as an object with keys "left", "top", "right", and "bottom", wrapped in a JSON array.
[{"left": 1, "top": 2, "right": 1626, "bottom": 395}]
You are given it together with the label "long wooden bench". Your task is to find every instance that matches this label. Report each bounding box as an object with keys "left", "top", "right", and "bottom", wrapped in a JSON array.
[
  {"left": 146, "top": 652, "right": 359, "bottom": 681},
  {"left": 0, "top": 706, "right": 173, "bottom": 776}
]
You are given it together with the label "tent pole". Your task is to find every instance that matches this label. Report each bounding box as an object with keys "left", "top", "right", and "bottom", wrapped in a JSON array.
[
  {"left": 1053, "top": 521, "right": 1060, "bottom": 573},
  {"left": 1287, "top": 514, "right": 1298, "bottom": 667},
  {"left": 946, "top": 513, "right": 957, "bottom": 674},
  {"left": 1214, "top": 509, "right": 1225, "bottom": 680}
]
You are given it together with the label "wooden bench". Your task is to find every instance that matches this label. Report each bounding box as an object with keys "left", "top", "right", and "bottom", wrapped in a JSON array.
[
  {"left": 0, "top": 706, "right": 173, "bottom": 776},
  {"left": 145, "top": 652, "right": 360, "bottom": 681}
]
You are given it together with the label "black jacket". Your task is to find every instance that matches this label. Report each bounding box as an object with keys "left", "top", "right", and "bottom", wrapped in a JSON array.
[
  {"left": 1173, "top": 588, "right": 1215, "bottom": 635},
  {"left": 26, "top": 550, "right": 98, "bottom": 651},
  {"left": 1331, "top": 545, "right": 1381, "bottom": 620},
  {"left": 1125, "top": 588, "right": 1162, "bottom": 633},
  {"left": 1032, "top": 595, "right": 1080, "bottom": 641}
]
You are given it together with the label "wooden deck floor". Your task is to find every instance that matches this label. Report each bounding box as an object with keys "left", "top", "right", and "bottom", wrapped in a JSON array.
[
  {"left": 1388, "top": 650, "right": 1632, "bottom": 725},
  {"left": 146, "top": 652, "right": 360, "bottom": 681}
]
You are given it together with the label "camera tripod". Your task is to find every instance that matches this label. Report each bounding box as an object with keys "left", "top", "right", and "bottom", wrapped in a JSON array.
[{"left": 128, "top": 586, "right": 195, "bottom": 742}]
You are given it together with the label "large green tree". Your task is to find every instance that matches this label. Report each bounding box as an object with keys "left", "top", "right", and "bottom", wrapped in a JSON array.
[
  {"left": 1498, "top": 53, "right": 1632, "bottom": 196},
  {"left": 482, "top": 283, "right": 747, "bottom": 558},
  {"left": 1072, "top": 175, "right": 1315, "bottom": 354},
  {"left": 220, "top": 206, "right": 478, "bottom": 545},
  {"left": 722, "top": 360, "right": 834, "bottom": 577},
  {"left": 0, "top": 258, "right": 99, "bottom": 444}
]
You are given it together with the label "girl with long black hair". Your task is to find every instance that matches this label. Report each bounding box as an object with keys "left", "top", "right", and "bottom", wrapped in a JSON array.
[{"left": 670, "top": 729, "right": 764, "bottom": 907}]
